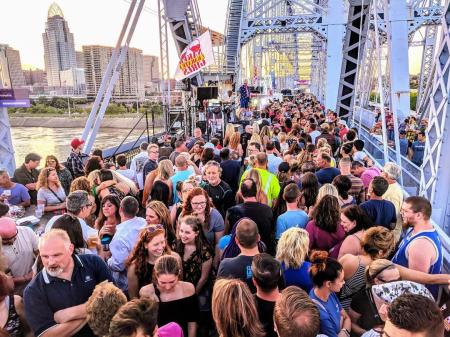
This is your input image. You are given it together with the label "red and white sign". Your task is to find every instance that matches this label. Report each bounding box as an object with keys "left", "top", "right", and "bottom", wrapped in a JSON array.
[{"left": 174, "top": 31, "right": 215, "bottom": 81}]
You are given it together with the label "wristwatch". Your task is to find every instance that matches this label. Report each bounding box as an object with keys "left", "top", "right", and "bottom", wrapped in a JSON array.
[{"left": 340, "top": 329, "right": 350, "bottom": 337}]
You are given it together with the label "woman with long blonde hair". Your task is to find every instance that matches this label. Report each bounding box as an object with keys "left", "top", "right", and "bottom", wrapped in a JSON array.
[
  {"left": 212, "top": 278, "right": 265, "bottom": 337},
  {"left": 142, "top": 159, "right": 174, "bottom": 206},
  {"left": 227, "top": 131, "right": 243, "bottom": 161},
  {"left": 249, "top": 133, "right": 262, "bottom": 147},
  {"left": 223, "top": 123, "right": 235, "bottom": 147},
  {"left": 236, "top": 169, "right": 268, "bottom": 205},
  {"left": 276, "top": 227, "right": 313, "bottom": 292}
]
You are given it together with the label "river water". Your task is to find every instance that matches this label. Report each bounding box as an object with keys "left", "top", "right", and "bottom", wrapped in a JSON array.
[{"left": 11, "top": 127, "right": 158, "bottom": 165}]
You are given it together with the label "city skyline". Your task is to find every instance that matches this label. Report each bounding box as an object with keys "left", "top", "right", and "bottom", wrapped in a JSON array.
[{"left": 0, "top": 0, "right": 227, "bottom": 73}]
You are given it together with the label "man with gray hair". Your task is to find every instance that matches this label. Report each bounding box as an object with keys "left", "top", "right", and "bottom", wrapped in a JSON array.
[
  {"left": 382, "top": 162, "right": 404, "bottom": 238},
  {"left": 45, "top": 190, "right": 97, "bottom": 241},
  {"left": 24, "top": 229, "right": 113, "bottom": 337}
]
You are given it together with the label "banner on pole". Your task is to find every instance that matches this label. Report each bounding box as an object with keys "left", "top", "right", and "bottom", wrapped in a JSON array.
[{"left": 174, "top": 31, "right": 215, "bottom": 81}]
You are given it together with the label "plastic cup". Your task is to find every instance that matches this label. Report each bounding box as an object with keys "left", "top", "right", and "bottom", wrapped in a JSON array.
[{"left": 87, "top": 234, "right": 99, "bottom": 250}]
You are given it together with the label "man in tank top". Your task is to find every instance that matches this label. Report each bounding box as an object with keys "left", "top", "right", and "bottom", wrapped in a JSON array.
[{"left": 392, "top": 196, "right": 442, "bottom": 297}]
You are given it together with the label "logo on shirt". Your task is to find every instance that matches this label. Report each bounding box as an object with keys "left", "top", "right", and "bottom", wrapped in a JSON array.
[
  {"left": 246, "top": 266, "right": 253, "bottom": 279},
  {"left": 84, "top": 275, "right": 93, "bottom": 283}
]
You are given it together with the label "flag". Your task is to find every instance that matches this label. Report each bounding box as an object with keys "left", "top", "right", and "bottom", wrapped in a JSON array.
[{"left": 174, "top": 31, "right": 215, "bottom": 81}]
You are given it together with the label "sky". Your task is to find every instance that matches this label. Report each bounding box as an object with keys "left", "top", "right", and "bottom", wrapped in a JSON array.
[
  {"left": 0, "top": 0, "right": 422, "bottom": 75},
  {"left": 0, "top": 0, "right": 228, "bottom": 72}
]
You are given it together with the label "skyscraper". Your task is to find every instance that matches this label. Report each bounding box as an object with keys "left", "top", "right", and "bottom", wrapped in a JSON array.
[
  {"left": 83, "top": 45, "right": 144, "bottom": 101},
  {"left": 0, "top": 44, "right": 26, "bottom": 88},
  {"left": 42, "top": 3, "right": 77, "bottom": 87}
]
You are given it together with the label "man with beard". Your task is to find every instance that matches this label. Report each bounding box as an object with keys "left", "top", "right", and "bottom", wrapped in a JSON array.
[
  {"left": 24, "top": 229, "right": 113, "bottom": 337},
  {"left": 392, "top": 196, "right": 442, "bottom": 297}
]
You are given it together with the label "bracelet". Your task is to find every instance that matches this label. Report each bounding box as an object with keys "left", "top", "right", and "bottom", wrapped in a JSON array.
[{"left": 340, "top": 329, "right": 350, "bottom": 337}]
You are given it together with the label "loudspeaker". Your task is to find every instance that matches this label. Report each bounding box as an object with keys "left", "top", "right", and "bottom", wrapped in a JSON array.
[{"left": 197, "top": 86, "right": 218, "bottom": 101}]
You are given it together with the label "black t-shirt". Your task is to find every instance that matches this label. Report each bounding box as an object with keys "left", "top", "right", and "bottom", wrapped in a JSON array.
[
  {"left": 241, "top": 132, "right": 252, "bottom": 153},
  {"left": 254, "top": 295, "right": 277, "bottom": 337},
  {"left": 217, "top": 255, "right": 256, "bottom": 292},
  {"left": 350, "top": 288, "right": 380, "bottom": 333},
  {"left": 203, "top": 180, "right": 235, "bottom": 218},
  {"left": 230, "top": 202, "right": 275, "bottom": 254},
  {"left": 220, "top": 160, "right": 242, "bottom": 193}
]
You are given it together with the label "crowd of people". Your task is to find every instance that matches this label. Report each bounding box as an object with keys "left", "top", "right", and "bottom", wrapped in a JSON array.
[{"left": 0, "top": 92, "right": 448, "bottom": 337}]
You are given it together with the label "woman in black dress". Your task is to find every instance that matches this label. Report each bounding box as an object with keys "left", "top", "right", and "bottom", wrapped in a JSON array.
[
  {"left": 140, "top": 255, "right": 199, "bottom": 337},
  {"left": 126, "top": 224, "right": 178, "bottom": 299}
]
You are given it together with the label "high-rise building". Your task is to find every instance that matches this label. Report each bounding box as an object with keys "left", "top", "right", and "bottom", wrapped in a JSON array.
[
  {"left": 83, "top": 45, "right": 144, "bottom": 101},
  {"left": 0, "top": 44, "right": 26, "bottom": 88},
  {"left": 23, "top": 68, "right": 47, "bottom": 86},
  {"left": 143, "top": 55, "right": 160, "bottom": 93},
  {"left": 143, "top": 55, "right": 160, "bottom": 83},
  {"left": 60, "top": 68, "right": 86, "bottom": 95},
  {"left": 75, "top": 51, "right": 85, "bottom": 69},
  {"left": 42, "top": 3, "right": 77, "bottom": 87}
]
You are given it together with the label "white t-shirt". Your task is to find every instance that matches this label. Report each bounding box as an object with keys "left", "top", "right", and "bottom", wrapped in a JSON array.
[
  {"left": 130, "top": 151, "right": 149, "bottom": 190},
  {"left": 117, "top": 169, "right": 137, "bottom": 184},
  {"left": 3, "top": 226, "right": 38, "bottom": 277},
  {"left": 37, "top": 186, "right": 66, "bottom": 205},
  {"left": 354, "top": 151, "right": 367, "bottom": 162}
]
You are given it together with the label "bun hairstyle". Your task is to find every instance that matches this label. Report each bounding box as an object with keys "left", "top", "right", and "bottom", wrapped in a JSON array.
[
  {"left": 361, "top": 226, "right": 394, "bottom": 259},
  {"left": 309, "top": 251, "right": 343, "bottom": 287}
]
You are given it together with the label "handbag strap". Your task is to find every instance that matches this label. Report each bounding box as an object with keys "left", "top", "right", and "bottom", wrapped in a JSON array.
[{"left": 48, "top": 187, "right": 65, "bottom": 203}]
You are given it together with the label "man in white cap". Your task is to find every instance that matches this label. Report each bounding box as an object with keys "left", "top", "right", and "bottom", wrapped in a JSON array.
[
  {"left": 66, "top": 137, "right": 88, "bottom": 178},
  {"left": 338, "top": 119, "right": 349, "bottom": 140},
  {"left": 0, "top": 217, "right": 38, "bottom": 295}
]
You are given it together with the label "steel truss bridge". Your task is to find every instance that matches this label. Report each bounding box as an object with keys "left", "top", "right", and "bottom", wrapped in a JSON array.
[{"left": 2, "top": 0, "right": 450, "bottom": 261}]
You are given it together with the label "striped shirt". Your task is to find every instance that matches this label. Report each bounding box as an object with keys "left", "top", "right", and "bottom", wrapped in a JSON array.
[{"left": 346, "top": 174, "right": 365, "bottom": 203}]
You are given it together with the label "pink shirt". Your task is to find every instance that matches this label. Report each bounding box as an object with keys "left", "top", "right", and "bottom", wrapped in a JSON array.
[
  {"left": 306, "top": 220, "right": 346, "bottom": 258},
  {"left": 361, "top": 167, "right": 381, "bottom": 189},
  {"left": 158, "top": 322, "right": 184, "bottom": 337}
]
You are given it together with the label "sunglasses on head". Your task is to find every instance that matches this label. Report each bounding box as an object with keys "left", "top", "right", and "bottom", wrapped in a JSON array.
[{"left": 146, "top": 224, "right": 164, "bottom": 233}]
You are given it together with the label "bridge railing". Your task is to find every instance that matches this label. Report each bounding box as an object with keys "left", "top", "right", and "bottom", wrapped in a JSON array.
[{"left": 352, "top": 105, "right": 450, "bottom": 273}]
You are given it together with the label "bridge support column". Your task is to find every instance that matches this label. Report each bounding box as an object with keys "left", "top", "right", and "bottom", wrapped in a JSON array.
[
  {"left": 387, "top": 0, "right": 410, "bottom": 122},
  {"left": 421, "top": 2, "right": 450, "bottom": 233},
  {"left": 324, "top": 0, "right": 347, "bottom": 111}
]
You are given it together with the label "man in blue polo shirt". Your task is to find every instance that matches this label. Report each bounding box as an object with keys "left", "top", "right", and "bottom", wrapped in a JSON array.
[
  {"left": 315, "top": 153, "right": 340, "bottom": 185},
  {"left": 24, "top": 229, "right": 113, "bottom": 337}
]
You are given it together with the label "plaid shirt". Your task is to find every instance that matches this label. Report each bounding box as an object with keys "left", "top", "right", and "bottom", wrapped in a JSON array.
[{"left": 66, "top": 150, "right": 88, "bottom": 178}]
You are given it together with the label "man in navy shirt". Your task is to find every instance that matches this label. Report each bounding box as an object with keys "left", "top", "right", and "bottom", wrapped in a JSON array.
[
  {"left": 360, "top": 176, "right": 397, "bottom": 229},
  {"left": 409, "top": 131, "right": 426, "bottom": 166},
  {"left": 315, "top": 153, "right": 340, "bottom": 185},
  {"left": 219, "top": 148, "right": 241, "bottom": 193},
  {"left": 24, "top": 229, "right": 113, "bottom": 337}
]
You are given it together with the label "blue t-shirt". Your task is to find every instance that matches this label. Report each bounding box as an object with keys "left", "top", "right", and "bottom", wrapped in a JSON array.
[
  {"left": 0, "top": 183, "right": 30, "bottom": 206},
  {"left": 399, "top": 138, "right": 409, "bottom": 156},
  {"left": 360, "top": 199, "right": 397, "bottom": 229},
  {"left": 171, "top": 170, "right": 194, "bottom": 204},
  {"left": 276, "top": 210, "right": 309, "bottom": 239},
  {"left": 411, "top": 140, "right": 425, "bottom": 165},
  {"left": 309, "top": 290, "right": 342, "bottom": 337},
  {"left": 282, "top": 261, "right": 313, "bottom": 292},
  {"left": 315, "top": 167, "right": 341, "bottom": 185}
]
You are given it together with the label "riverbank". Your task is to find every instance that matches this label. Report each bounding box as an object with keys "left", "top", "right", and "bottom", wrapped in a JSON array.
[{"left": 9, "top": 114, "right": 164, "bottom": 129}]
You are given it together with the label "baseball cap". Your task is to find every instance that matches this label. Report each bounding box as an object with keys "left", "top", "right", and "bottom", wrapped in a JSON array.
[
  {"left": 338, "top": 120, "right": 348, "bottom": 128},
  {"left": 372, "top": 281, "right": 434, "bottom": 304},
  {"left": 71, "top": 138, "right": 85, "bottom": 149}
]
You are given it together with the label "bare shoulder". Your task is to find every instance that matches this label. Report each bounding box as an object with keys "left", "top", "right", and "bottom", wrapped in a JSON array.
[
  {"left": 339, "top": 253, "right": 358, "bottom": 266},
  {"left": 180, "top": 281, "right": 195, "bottom": 297},
  {"left": 139, "top": 283, "right": 157, "bottom": 300}
]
